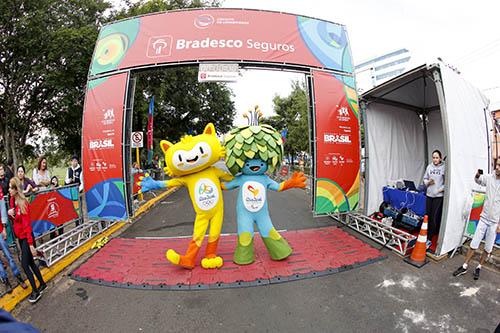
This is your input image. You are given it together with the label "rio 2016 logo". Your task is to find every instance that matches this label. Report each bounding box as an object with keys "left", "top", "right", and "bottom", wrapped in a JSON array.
[
  {"left": 247, "top": 185, "right": 259, "bottom": 197},
  {"left": 194, "top": 14, "right": 215, "bottom": 29},
  {"left": 199, "top": 183, "right": 214, "bottom": 195}
]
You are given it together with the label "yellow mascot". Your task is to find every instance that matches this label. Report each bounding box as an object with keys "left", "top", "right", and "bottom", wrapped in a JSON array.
[{"left": 138, "top": 123, "right": 233, "bottom": 269}]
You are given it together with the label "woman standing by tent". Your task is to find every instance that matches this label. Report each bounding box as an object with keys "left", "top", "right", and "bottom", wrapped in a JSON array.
[
  {"left": 8, "top": 178, "right": 46, "bottom": 303},
  {"left": 423, "top": 150, "right": 445, "bottom": 246}
]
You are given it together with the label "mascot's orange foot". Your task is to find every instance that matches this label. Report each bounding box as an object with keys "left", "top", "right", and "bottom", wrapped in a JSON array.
[
  {"left": 166, "top": 249, "right": 196, "bottom": 270},
  {"left": 201, "top": 256, "right": 224, "bottom": 269}
]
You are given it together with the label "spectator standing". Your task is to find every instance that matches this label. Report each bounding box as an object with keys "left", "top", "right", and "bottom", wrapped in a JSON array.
[
  {"left": 0, "top": 165, "right": 11, "bottom": 196},
  {"left": 0, "top": 165, "right": 14, "bottom": 245},
  {"left": 32, "top": 156, "right": 51, "bottom": 191},
  {"left": 16, "top": 166, "right": 37, "bottom": 196},
  {"left": 4, "top": 159, "right": 14, "bottom": 181},
  {"left": 423, "top": 150, "right": 445, "bottom": 245},
  {"left": 453, "top": 161, "right": 500, "bottom": 280},
  {"left": 8, "top": 178, "right": 46, "bottom": 303},
  {"left": 132, "top": 162, "right": 143, "bottom": 175},
  {"left": 0, "top": 181, "right": 27, "bottom": 293},
  {"left": 152, "top": 154, "right": 160, "bottom": 169},
  {"left": 64, "top": 155, "right": 81, "bottom": 186}
]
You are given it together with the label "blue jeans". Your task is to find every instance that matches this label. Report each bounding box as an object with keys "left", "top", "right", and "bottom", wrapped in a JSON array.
[
  {"left": 0, "top": 235, "right": 21, "bottom": 280},
  {"left": 0, "top": 198, "right": 7, "bottom": 224}
]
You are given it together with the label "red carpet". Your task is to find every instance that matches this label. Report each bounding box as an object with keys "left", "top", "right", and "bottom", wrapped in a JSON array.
[{"left": 71, "top": 227, "right": 386, "bottom": 290}]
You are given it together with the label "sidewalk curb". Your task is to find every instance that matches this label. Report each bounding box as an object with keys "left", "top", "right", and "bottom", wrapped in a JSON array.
[{"left": 0, "top": 187, "right": 177, "bottom": 312}]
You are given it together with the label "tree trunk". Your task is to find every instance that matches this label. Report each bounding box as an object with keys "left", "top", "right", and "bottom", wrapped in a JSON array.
[
  {"left": 6, "top": 129, "right": 19, "bottom": 168},
  {"left": 3, "top": 127, "right": 11, "bottom": 163}
]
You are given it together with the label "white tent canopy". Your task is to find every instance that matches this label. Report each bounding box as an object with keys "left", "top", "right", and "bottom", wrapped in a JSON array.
[{"left": 361, "top": 63, "right": 490, "bottom": 255}]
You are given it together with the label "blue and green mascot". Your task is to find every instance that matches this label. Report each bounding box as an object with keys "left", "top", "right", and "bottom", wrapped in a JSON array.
[{"left": 222, "top": 107, "right": 307, "bottom": 265}]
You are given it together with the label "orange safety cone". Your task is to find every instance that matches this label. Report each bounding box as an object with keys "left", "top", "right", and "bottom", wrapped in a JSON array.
[{"left": 404, "top": 215, "right": 429, "bottom": 268}]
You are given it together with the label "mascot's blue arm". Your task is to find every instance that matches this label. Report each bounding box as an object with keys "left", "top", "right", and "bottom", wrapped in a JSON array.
[{"left": 221, "top": 177, "right": 242, "bottom": 190}]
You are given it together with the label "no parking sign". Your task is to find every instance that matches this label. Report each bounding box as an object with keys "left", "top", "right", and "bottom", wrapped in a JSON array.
[{"left": 131, "top": 131, "right": 143, "bottom": 148}]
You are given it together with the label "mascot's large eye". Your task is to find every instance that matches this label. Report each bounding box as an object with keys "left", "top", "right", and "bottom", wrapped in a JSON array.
[
  {"left": 178, "top": 155, "right": 183, "bottom": 162},
  {"left": 199, "top": 146, "right": 204, "bottom": 154}
]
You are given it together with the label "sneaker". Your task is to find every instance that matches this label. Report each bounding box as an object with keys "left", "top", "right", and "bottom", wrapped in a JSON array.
[
  {"left": 16, "top": 275, "right": 27, "bottom": 289},
  {"left": 473, "top": 268, "right": 480, "bottom": 280},
  {"left": 453, "top": 266, "right": 468, "bottom": 277},
  {"left": 38, "top": 283, "right": 47, "bottom": 294},
  {"left": 28, "top": 292, "right": 41, "bottom": 304}
]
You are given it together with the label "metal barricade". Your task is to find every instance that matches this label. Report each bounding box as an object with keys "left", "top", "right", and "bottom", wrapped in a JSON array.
[{"left": 4, "top": 184, "right": 121, "bottom": 267}]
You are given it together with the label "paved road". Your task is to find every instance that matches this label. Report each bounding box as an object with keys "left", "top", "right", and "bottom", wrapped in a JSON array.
[{"left": 15, "top": 188, "right": 500, "bottom": 332}]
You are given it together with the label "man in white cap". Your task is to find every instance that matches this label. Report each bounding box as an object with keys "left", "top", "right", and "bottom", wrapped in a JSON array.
[{"left": 453, "top": 159, "right": 500, "bottom": 280}]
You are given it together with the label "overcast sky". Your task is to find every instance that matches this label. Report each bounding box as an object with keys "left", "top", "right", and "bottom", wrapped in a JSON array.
[
  {"left": 110, "top": 0, "right": 500, "bottom": 117},
  {"left": 222, "top": 0, "right": 500, "bottom": 114}
]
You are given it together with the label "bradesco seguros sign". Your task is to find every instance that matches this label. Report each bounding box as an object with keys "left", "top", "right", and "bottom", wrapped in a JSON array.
[
  {"left": 83, "top": 8, "right": 358, "bottom": 221},
  {"left": 89, "top": 9, "right": 354, "bottom": 77}
]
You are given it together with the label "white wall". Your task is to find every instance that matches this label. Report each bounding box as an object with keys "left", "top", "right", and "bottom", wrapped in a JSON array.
[{"left": 365, "top": 103, "right": 426, "bottom": 214}]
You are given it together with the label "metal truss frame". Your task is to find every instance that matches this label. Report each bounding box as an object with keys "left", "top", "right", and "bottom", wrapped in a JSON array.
[
  {"left": 37, "top": 220, "right": 118, "bottom": 267},
  {"left": 330, "top": 212, "right": 416, "bottom": 256}
]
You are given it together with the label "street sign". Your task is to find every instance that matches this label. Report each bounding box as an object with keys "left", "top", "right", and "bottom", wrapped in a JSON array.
[
  {"left": 131, "top": 131, "right": 143, "bottom": 148},
  {"left": 198, "top": 63, "right": 240, "bottom": 82}
]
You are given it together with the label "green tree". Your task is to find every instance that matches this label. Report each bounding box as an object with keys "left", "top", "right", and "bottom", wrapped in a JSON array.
[
  {"left": 132, "top": 66, "right": 235, "bottom": 147},
  {"left": 115, "top": 0, "right": 234, "bottom": 148},
  {"left": 112, "top": 0, "right": 220, "bottom": 19},
  {"left": 265, "top": 80, "right": 309, "bottom": 164},
  {"left": 0, "top": 0, "right": 110, "bottom": 165},
  {"left": 0, "top": 0, "right": 223, "bottom": 166}
]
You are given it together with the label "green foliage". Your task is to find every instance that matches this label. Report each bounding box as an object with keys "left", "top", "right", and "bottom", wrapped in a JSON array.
[
  {"left": 224, "top": 124, "right": 284, "bottom": 175},
  {"left": 111, "top": 0, "right": 220, "bottom": 19},
  {"left": 265, "top": 80, "right": 309, "bottom": 159},
  {"left": 0, "top": 0, "right": 110, "bottom": 163},
  {"left": 0, "top": 0, "right": 222, "bottom": 165},
  {"left": 132, "top": 66, "right": 235, "bottom": 145}
]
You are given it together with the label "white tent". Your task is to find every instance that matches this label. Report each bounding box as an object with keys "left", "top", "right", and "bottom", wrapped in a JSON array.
[{"left": 360, "top": 63, "right": 491, "bottom": 256}]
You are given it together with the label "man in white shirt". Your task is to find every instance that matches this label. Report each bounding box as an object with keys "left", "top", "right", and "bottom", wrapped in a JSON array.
[{"left": 453, "top": 159, "right": 500, "bottom": 280}]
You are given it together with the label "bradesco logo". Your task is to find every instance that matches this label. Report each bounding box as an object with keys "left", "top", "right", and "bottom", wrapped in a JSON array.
[
  {"left": 89, "top": 138, "right": 114, "bottom": 150},
  {"left": 324, "top": 133, "right": 351, "bottom": 144},
  {"left": 194, "top": 14, "right": 215, "bottom": 29},
  {"left": 147, "top": 35, "right": 173, "bottom": 58}
]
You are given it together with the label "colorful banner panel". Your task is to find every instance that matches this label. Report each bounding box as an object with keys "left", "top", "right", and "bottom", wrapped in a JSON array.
[
  {"left": 82, "top": 73, "right": 128, "bottom": 220},
  {"left": 313, "top": 70, "right": 360, "bottom": 214},
  {"left": 466, "top": 193, "right": 500, "bottom": 245},
  {"left": 89, "top": 9, "right": 353, "bottom": 79},
  {"left": 29, "top": 186, "right": 80, "bottom": 237}
]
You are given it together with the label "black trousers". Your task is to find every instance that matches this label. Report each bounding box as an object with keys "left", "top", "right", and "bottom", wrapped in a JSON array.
[
  {"left": 426, "top": 196, "right": 443, "bottom": 240},
  {"left": 18, "top": 238, "right": 44, "bottom": 292}
]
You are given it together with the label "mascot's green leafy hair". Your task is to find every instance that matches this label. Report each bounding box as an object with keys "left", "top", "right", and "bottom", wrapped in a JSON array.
[{"left": 224, "top": 109, "right": 284, "bottom": 175}]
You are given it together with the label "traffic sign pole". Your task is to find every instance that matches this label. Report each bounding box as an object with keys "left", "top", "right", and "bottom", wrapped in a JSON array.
[{"left": 137, "top": 146, "right": 143, "bottom": 201}]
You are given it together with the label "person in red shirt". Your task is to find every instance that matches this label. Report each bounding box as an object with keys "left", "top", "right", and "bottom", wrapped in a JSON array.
[
  {"left": 8, "top": 178, "right": 46, "bottom": 303},
  {"left": 0, "top": 184, "right": 26, "bottom": 293}
]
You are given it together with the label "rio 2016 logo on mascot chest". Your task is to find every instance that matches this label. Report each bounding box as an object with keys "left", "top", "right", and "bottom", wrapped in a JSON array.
[
  {"left": 222, "top": 106, "right": 307, "bottom": 265},
  {"left": 138, "top": 123, "right": 233, "bottom": 269}
]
